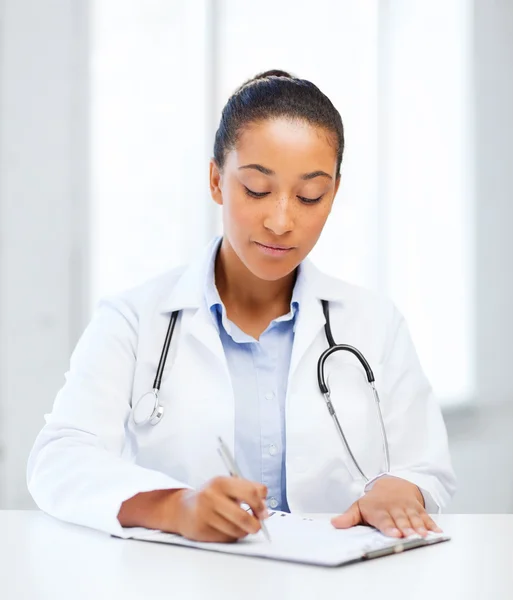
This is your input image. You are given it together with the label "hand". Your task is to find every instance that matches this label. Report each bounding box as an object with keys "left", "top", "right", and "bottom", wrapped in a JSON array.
[
  {"left": 331, "top": 476, "right": 443, "bottom": 538},
  {"left": 163, "top": 477, "right": 268, "bottom": 543}
]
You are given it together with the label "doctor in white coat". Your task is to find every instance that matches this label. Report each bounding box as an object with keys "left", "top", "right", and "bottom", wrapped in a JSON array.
[{"left": 27, "top": 69, "right": 455, "bottom": 543}]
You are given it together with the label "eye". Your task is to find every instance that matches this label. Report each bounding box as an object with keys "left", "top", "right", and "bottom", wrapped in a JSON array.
[
  {"left": 297, "top": 195, "right": 323, "bottom": 204},
  {"left": 244, "top": 186, "right": 270, "bottom": 199}
]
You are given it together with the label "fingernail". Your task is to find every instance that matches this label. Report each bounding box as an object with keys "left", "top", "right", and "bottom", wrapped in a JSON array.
[
  {"left": 418, "top": 527, "right": 427, "bottom": 537},
  {"left": 404, "top": 528, "right": 416, "bottom": 537},
  {"left": 385, "top": 528, "right": 401, "bottom": 537}
]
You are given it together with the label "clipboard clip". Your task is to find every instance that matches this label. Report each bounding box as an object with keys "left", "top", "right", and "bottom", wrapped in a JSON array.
[{"left": 363, "top": 534, "right": 451, "bottom": 560}]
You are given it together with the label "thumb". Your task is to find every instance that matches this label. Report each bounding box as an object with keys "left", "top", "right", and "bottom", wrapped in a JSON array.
[
  {"left": 331, "top": 501, "right": 362, "bottom": 529},
  {"left": 257, "top": 483, "right": 268, "bottom": 498}
]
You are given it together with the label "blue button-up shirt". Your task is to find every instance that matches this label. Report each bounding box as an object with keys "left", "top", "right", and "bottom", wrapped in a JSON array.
[{"left": 204, "top": 245, "right": 299, "bottom": 512}]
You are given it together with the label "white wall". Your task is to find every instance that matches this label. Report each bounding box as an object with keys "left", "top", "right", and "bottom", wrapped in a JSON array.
[
  {"left": 90, "top": 0, "right": 217, "bottom": 306},
  {"left": 378, "top": 0, "right": 475, "bottom": 406},
  {"left": 446, "top": 403, "right": 513, "bottom": 513},
  {"left": 445, "top": 0, "right": 513, "bottom": 513},
  {"left": 473, "top": 0, "right": 513, "bottom": 406},
  {"left": 0, "top": 0, "right": 89, "bottom": 507}
]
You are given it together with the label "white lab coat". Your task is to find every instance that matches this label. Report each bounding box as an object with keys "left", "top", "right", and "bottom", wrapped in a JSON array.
[{"left": 27, "top": 238, "right": 456, "bottom": 536}]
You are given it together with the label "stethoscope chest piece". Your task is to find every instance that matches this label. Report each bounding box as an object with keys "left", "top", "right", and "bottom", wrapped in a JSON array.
[{"left": 132, "top": 389, "right": 164, "bottom": 426}]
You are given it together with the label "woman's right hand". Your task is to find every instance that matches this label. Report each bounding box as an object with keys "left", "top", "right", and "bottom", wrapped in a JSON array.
[{"left": 162, "top": 477, "right": 269, "bottom": 542}]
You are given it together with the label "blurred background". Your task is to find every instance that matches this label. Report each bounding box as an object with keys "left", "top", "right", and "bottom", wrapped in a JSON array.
[{"left": 0, "top": 0, "right": 511, "bottom": 512}]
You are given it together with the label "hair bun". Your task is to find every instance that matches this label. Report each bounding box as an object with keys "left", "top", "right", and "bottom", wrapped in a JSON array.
[
  {"left": 234, "top": 69, "right": 294, "bottom": 95},
  {"left": 250, "top": 69, "right": 294, "bottom": 81}
]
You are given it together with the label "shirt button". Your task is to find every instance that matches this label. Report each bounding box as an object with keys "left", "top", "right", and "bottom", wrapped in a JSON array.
[
  {"left": 269, "top": 497, "right": 278, "bottom": 509},
  {"left": 265, "top": 391, "right": 275, "bottom": 401},
  {"left": 268, "top": 444, "right": 277, "bottom": 456}
]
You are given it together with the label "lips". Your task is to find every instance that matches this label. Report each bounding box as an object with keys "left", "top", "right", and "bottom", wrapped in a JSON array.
[
  {"left": 258, "top": 242, "right": 293, "bottom": 251},
  {"left": 254, "top": 241, "right": 295, "bottom": 257}
]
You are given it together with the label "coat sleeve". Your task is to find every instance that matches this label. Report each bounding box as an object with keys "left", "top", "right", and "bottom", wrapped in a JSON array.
[
  {"left": 27, "top": 297, "right": 190, "bottom": 537},
  {"left": 364, "top": 302, "right": 457, "bottom": 513}
]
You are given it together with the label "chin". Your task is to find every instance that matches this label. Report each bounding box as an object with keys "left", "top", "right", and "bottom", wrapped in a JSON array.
[{"left": 249, "top": 259, "right": 298, "bottom": 282}]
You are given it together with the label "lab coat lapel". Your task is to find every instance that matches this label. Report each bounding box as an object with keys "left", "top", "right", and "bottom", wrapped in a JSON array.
[
  {"left": 288, "top": 260, "right": 327, "bottom": 380},
  {"left": 187, "top": 304, "right": 229, "bottom": 375},
  {"left": 158, "top": 237, "right": 233, "bottom": 453},
  {"left": 288, "top": 260, "right": 347, "bottom": 380},
  {"left": 159, "top": 237, "right": 228, "bottom": 370}
]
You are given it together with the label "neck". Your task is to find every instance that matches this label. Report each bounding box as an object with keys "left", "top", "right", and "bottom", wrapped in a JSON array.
[{"left": 215, "top": 238, "right": 296, "bottom": 320}]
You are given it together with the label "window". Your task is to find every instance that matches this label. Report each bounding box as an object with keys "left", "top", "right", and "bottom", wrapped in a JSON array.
[{"left": 90, "top": 0, "right": 215, "bottom": 304}]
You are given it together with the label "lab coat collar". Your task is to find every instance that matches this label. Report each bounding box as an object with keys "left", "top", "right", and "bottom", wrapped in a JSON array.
[{"left": 159, "top": 236, "right": 347, "bottom": 314}]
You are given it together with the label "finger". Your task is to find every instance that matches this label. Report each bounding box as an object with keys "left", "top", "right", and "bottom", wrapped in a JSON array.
[
  {"left": 367, "top": 510, "right": 401, "bottom": 538},
  {"left": 188, "top": 522, "right": 238, "bottom": 543},
  {"left": 213, "top": 493, "right": 262, "bottom": 535},
  {"left": 405, "top": 510, "right": 429, "bottom": 537},
  {"left": 389, "top": 509, "right": 417, "bottom": 538},
  {"left": 331, "top": 501, "right": 361, "bottom": 529},
  {"left": 218, "top": 478, "right": 268, "bottom": 519},
  {"left": 421, "top": 512, "right": 443, "bottom": 533},
  {"left": 207, "top": 510, "right": 249, "bottom": 541}
]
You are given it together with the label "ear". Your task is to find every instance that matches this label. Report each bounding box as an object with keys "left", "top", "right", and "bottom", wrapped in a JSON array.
[{"left": 209, "top": 159, "right": 224, "bottom": 206}]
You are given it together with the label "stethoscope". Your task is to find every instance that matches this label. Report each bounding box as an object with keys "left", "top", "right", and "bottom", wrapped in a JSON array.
[{"left": 131, "top": 301, "right": 391, "bottom": 482}]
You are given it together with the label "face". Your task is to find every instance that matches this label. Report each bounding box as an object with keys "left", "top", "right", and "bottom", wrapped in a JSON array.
[{"left": 210, "top": 117, "right": 340, "bottom": 281}]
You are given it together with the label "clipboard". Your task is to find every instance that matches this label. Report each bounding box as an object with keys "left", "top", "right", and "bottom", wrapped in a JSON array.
[{"left": 120, "top": 511, "right": 451, "bottom": 567}]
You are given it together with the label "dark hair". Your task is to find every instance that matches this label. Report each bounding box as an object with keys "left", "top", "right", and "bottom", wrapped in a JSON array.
[{"left": 213, "top": 69, "right": 345, "bottom": 176}]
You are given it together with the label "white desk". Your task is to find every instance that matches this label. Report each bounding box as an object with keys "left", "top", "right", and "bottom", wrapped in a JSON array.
[{"left": 1, "top": 512, "right": 512, "bottom": 599}]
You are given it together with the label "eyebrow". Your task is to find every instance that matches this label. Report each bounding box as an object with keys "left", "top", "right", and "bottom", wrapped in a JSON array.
[{"left": 238, "top": 164, "right": 332, "bottom": 180}]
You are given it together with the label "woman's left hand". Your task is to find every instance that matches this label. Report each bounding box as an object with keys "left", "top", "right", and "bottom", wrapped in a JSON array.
[{"left": 331, "top": 476, "right": 443, "bottom": 538}]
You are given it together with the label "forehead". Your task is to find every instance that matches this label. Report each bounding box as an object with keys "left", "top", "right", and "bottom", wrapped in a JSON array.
[{"left": 228, "top": 118, "right": 338, "bottom": 176}]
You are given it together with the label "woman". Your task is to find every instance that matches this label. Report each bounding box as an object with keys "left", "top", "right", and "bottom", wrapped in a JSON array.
[{"left": 27, "top": 70, "right": 455, "bottom": 542}]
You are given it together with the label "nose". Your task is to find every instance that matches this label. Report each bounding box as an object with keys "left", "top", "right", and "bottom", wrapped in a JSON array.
[{"left": 263, "top": 196, "right": 294, "bottom": 236}]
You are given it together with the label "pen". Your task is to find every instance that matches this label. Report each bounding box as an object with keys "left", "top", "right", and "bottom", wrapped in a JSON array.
[{"left": 217, "top": 436, "right": 272, "bottom": 542}]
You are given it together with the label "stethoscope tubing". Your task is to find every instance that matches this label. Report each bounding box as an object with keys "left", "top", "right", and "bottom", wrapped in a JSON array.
[
  {"left": 134, "top": 300, "right": 391, "bottom": 480},
  {"left": 319, "top": 300, "right": 390, "bottom": 480}
]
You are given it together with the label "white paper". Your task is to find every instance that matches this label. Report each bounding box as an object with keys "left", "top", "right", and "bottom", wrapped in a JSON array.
[{"left": 123, "top": 511, "right": 449, "bottom": 566}]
